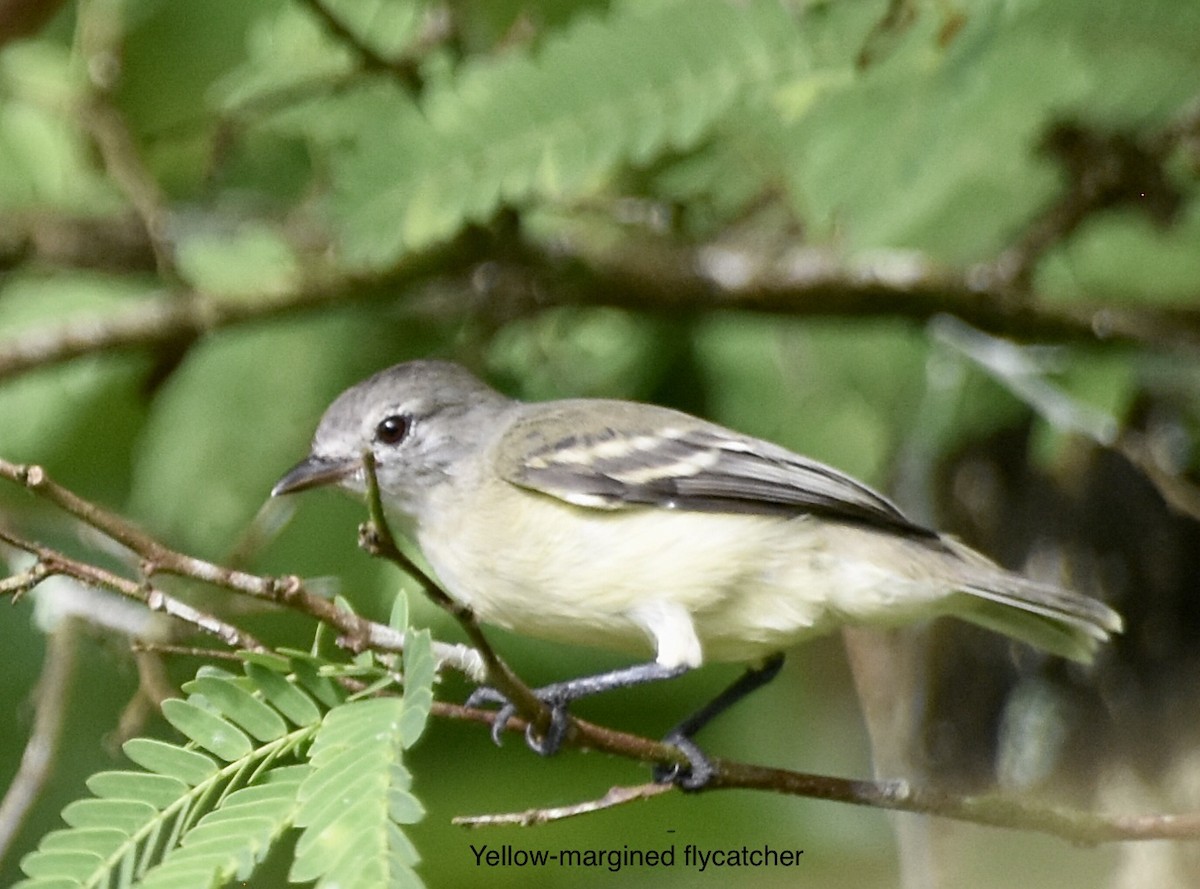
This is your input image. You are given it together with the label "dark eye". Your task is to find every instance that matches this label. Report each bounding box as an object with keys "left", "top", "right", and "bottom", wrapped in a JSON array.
[{"left": 375, "top": 414, "right": 411, "bottom": 445}]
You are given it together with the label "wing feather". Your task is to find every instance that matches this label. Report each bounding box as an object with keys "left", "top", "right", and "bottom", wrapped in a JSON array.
[{"left": 495, "top": 400, "right": 937, "bottom": 538}]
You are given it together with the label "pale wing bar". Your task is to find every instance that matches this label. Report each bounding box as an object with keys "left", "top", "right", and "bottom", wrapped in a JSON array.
[{"left": 506, "top": 420, "right": 936, "bottom": 538}]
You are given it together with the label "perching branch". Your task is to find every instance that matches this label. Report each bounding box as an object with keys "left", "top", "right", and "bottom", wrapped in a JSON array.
[{"left": 3, "top": 458, "right": 1200, "bottom": 844}]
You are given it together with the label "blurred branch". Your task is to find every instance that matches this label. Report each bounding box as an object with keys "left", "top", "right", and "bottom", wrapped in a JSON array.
[
  {"left": 4, "top": 235, "right": 1200, "bottom": 389},
  {"left": 0, "top": 231, "right": 488, "bottom": 383},
  {"left": 76, "top": 0, "right": 178, "bottom": 284},
  {"left": 0, "top": 212, "right": 158, "bottom": 273},
  {"left": 514, "top": 237, "right": 1200, "bottom": 352},
  {"left": 991, "top": 117, "right": 1190, "bottom": 290},
  {"left": 932, "top": 315, "right": 1200, "bottom": 523},
  {"left": 3, "top": 459, "right": 1200, "bottom": 843},
  {"left": 296, "top": 0, "right": 450, "bottom": 94},
  {"left": 0, "top": 0, "right": 67, "bottom": 47},
  {"left": 0, "top": 618, "right": 77, "bottom": 869}
]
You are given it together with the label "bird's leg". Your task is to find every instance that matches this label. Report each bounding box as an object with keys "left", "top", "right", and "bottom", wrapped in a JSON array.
[
  {"left": 466, "top": 661, "right": 690, "bottom": 754},
  {"left": 653, "top": 653, "right": 785, "bottom": 790}
]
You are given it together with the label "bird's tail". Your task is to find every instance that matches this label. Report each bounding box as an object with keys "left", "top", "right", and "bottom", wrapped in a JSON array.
[{"left": 937, "top": 538, "right": 1122, "bottom": 662}]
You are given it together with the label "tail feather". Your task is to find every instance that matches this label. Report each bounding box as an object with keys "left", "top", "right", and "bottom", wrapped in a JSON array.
[{"left": 954, "top": 574, "right": 1122, "bottom": 663}]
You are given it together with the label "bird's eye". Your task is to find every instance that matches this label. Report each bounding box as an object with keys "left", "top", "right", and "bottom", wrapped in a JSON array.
[{"left": 375, "top": 414, "right": 411, "bottom": 445}]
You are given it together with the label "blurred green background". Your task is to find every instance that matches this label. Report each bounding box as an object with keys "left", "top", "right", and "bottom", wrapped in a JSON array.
[{"left": 2, "top": 0, "right": 1199, "bottom": 886}]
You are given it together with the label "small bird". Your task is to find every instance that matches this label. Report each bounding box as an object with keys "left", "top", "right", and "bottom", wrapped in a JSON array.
[{"left": 273, "top": 360, "right": 1122, "bottom": 787}]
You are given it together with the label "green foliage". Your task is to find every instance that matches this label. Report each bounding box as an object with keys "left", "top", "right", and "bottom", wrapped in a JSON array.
[
  {"left": 240, "top": 0, "right": 815, "bottom": 266},
  {"left": 1, "top": 1, "right": 1198, "bottom": 887},
  {"left": 14, "top": 643, "right": 434, "bottom": 889}
]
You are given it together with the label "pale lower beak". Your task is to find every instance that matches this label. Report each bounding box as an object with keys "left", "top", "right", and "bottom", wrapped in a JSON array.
[{"left": 271, "top": 455, "right": 358, "bottom": 496}]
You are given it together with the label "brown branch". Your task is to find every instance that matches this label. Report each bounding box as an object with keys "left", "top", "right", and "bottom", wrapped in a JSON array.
[
  {"left": 359, "top": 452, "right": 548, "bottom": 732},
  {"left": 0, "top": 458, "right": 486, "bottom": 679},
  {"left": 432, "top": 698, "right": 1200, "bottom": 844},
  {"left": 0, "top": 527, "right": 267, "bottom": 652}
]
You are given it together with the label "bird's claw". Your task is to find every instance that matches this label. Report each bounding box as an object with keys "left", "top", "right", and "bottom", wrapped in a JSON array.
[
  {"left": 652, "top": 731, "right": 716, "bottom": 791},
  {"left": 465, "top": 685, "right": 573, "bottom": 755}
]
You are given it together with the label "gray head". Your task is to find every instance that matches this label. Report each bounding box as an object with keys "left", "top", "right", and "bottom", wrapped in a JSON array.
[{"left": 272, "top": 360, "right": 515, "bottom": 512}]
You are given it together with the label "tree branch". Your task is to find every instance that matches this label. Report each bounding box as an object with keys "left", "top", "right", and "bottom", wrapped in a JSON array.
[
  {"left": 0, "top": 458, "right": 486, "bottom": 679},
  {"left": 3, "top": 231, "right": 1200, "bottom": 394},
  {"left": 433, "top": 698, "right": 1200, "bottom": 844}
]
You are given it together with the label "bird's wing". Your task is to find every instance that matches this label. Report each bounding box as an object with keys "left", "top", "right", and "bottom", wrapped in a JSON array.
[{"left": 494, "top": 400, "right": 937, "bottom": 537}]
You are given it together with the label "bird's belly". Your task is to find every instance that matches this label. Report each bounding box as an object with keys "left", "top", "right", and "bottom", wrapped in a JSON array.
[{"left": 416, "top": 493, "right": 955, "bottom": 664}]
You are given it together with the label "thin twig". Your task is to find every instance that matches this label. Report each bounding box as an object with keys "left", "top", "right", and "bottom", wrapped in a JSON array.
[
  {"left": 443, "top": 701, "right": 1200, "bottom": 843},
  {"left": 0, "top": 527, "right": 267, "bottom": 652},
  {"left": 359, "top": 452, "right": 547, "bottom": 728},
  {"left": 76, "top": 0, "right": 178, "bottom": 283},
  {"left": 296, "top": 0, "right": 423, "bottom": 92},
  {"left": 0, "top": 458, "right": 486, "bottom": 679},
  {"left": 453, "top": 783, "right": 673, "bottom": 827}
]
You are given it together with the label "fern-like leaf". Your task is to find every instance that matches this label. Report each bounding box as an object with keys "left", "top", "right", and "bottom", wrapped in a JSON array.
[
  {"left": 17, "top": 642, "right": 435, "bottom": 889},
  {"left": 290, "top": 698, "right": 425, "bottom": 889},
  {"left": 326, "top": 0, "right": 812, "bottom": 265},
  {"left": 289, "top": 634, "right": 434, "bottom": 889},
  {"left": 14, "top": 659, "right": 332, "bottom": 889},
  {"left": 134, "top": 765, "right": 309, "bottom": 889}
]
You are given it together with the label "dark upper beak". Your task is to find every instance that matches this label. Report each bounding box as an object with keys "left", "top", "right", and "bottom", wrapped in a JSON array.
[{"left": 271, "top": 454, "right": 358, "bottom": 496}]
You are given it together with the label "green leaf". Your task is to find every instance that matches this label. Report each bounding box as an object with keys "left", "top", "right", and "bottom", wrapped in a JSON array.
[
  {"left": 175, "top": 222, "right": 300, "bottom": 300},
  {"left": 137, "top": 766, "right": 308, "bottom": 889},
  {"left": 183, "top": 675, "right": 289, "bottom": 741},
  {"left": 38, "top": 827, "right": 127, "bottom": 856},
  {"left": 399, "top": 629, "right": 434, "bottom": 747},
  {"left": 244, "top": 663, "right": 323, "bottom": 727},
  {"left": 21, "top": 661, "right": 323, "bottom": 889},
  {"left": 17, "top": 849, "right": 103, "bottom": 881},
  {"left": 388, "top": 788, "right": 425, "bottom": 825},
  {"left": 292, "top": 698, "right": 425, "bottom": 887},
  {"left": 122, "top": 738, "right": 219, "bottom": 786},
  {"left": 60, "top": 798, "right": 157, "bottom": 833},
  {"left": 289, "top": 657, "right": 346, "bottom": 709},
  {"left": 388, "top": 591, "right": 409, "bottom": 632},
  {"left": 85, "top": 771, "right": 189, "bottom": 809},
  {"left": 161, "top": 698, "right": 254, "bottom": 762}
]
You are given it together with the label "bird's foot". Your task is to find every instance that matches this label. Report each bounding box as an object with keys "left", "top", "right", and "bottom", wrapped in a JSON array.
[
  {"left": 465, "top": 682, "right": 578, "bottom": 756},
  {"left": 651, "top": 730, "right": 717, "bottom": 791}
]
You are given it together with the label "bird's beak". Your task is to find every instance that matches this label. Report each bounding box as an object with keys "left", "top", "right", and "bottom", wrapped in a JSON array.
[{"left": 271, "top": 454, "right": 359, "bottom": 496}]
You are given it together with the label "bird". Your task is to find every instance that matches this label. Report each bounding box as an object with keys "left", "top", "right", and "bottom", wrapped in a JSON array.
[{"left": 272, "top": 359, "right": 1122, "bottom": 787}]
